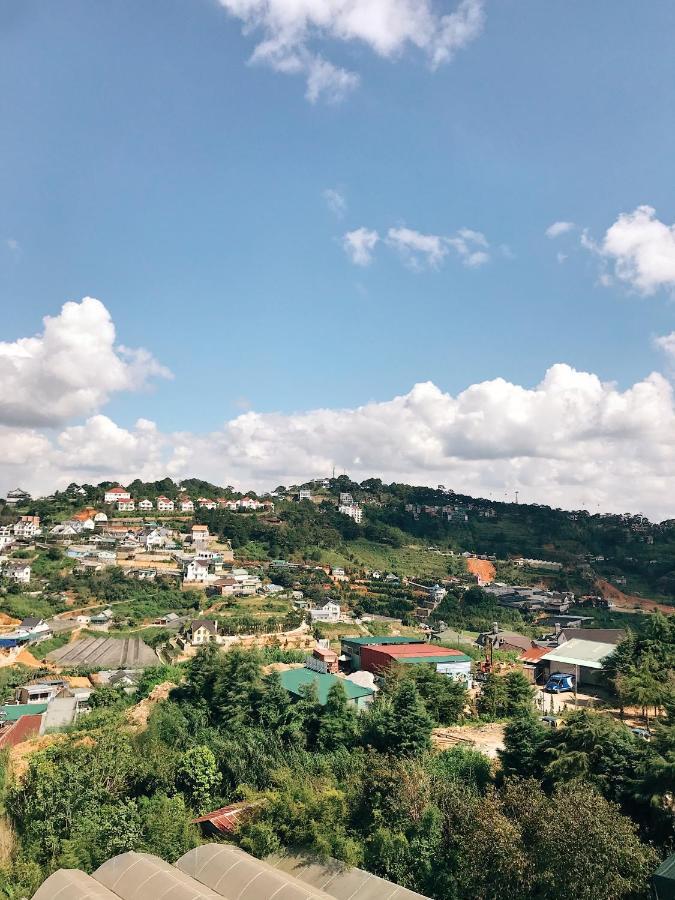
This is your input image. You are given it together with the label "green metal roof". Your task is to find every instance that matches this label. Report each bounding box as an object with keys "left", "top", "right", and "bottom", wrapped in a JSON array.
[
  {"left": 279, "top": 669, "right": 374, "bottom": 704},
  {"left": 398, "top": 654, "right": 472, "bottom": 665},
  {"left": 341, "top": 636, "right": 426, "bottom": 647},
  {"left": 654, "top": 852, "right": 675, "bottom": 899},
  {"left": 1, "top": 702, "right": 48, "bottom": 722}
]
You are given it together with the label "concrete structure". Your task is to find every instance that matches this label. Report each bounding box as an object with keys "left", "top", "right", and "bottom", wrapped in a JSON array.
[
  {"left": 338, "top": 503, "right": 363, "bottom": 523},
  {"left": 308, "top": 601, "right": 340, "bottom": 623},
  {"left": 305, "top": 646, "right": 339, "bottom": 674},
  {"left": 5, "top": 487, "right": 30, "bottom": 506},
  {"left": 104, "top": 486, "right": 131, "bottom": 503}
]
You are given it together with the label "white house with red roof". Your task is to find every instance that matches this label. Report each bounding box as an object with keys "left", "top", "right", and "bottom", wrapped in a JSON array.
[
  {"left": 197, "top": 498, "right": 217, "bottom": 510},
  {"left": 104, "top": 486, "right": 131, "bottom": 503},
  {"left": 157, "top": 496, "right": 175, "bottom": 512},
  {"left": 117, "top": 499, "right": 135, "bottom": 511},
  {"left": 138, "top": 499, "right": 154, "bottom": 511},
  {"left": 179, "top": 498, "right": 194, "bottom": 512}
]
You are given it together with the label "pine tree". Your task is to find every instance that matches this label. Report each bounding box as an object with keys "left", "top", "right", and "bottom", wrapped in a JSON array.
[
  {"left": 316, "top": 683, "right": 359, "bottom": 752},
  {"left": 498, "top": 714, "right": 547, "bottom": 781},
  {"left": 387, "top": 681, "right": 433, "bottom": 756}
]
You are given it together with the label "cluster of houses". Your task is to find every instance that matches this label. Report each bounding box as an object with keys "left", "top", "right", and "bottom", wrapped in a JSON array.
[
  {"left": 102, "top": 486, "right": 273, "bottom": 513},
  {"left": 483, "top": 583, "right": 577, "bottom": 615}
]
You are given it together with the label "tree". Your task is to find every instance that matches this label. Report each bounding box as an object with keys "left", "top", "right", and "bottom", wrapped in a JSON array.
[
  {"left": 316, "top": 683, "right": 359, "bottom": 752},
  {"left": 499, "top": 714, "right": 547, "bottom": 781},
  {"left": 177, "top": 746, "right": 220, "bottom": 814},
  {"left": 367, "top": 681, "right": 433, "bottom": 757},
  {"left": 503, "top": 671, "right": 535, "bottom": 716},
  {"left": 255, "top": 672, "right": 302, "bottom": 744}
]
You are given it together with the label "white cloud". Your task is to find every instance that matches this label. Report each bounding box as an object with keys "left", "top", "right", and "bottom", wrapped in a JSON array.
[
  {"left": 323, "top": 187, "right": 347, "bottom": 217},
  {"left": 6, "top": 238, "right": 20, "bottom": 253},
  {"left": 546, "top": 221, "right": 575, "bottom": 239},
  {"left": 343, "top": 227, "right": 379, "bottom": 266},
  {"left": 346, "top": 224, "right": 490, "bottom": 270},
  {"left": 216, "top": 0, "right": 485, "bottom": 100},
  {"left": 387, "top": 227, "right": 448, "bottom": 269},
  {"left": 593, "top": 205, "right": 675, "bottom": 295},
  {"left": 0, "top": 297, "right": 171, "bottom": 428},
  {"left": 654, "top": 331, "right": 675, "bottom": 361}
]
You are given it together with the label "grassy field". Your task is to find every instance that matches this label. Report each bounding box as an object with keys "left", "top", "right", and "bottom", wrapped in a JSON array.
[{"left": 318, "top": 540, "right": 465, "bottom": 579}]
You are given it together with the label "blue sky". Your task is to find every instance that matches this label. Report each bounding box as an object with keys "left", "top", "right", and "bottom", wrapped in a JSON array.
[{"left": 2, "top": 1, "right": 675, "bottom": 516}]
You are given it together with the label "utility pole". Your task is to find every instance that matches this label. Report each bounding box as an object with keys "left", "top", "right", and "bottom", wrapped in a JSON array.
[{"left": 515, "top": 490, "right": 519, "bottom": 504}]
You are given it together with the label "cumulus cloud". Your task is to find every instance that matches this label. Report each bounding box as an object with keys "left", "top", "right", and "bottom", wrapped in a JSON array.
[
  {"left": 582, "top": 206, "right": 675, "bottom": 295},
  {"left": 216, "top": 0, "right": 485, "bottom": 100},
  {"left": 346, "top": 224, "right": 490, "bottom": 270},
  {"left": 3, "top": 355, "right": 675, "bottom": 519},
  {"left": 343, "top": 227, "right": 379, "bottom": 265},
  {"left": 6, "top": 238, "right": 20, "bottom": 253},
  {"left": 0, "top": 298, "right": 171, "bottom": 428},
  {"left": 323, "top": 188, "right": 346, "bottom": 218},
  {"left": 546, "top": 221, "right": 575, "bottom": 239},
  {"left": 654, "top": 331, "right": 675, "bottom": 363}
]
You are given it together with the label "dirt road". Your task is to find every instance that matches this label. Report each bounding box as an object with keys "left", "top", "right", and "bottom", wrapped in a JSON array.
[{"left": 596, "top": 579, "right": 674, "bottom": 615}]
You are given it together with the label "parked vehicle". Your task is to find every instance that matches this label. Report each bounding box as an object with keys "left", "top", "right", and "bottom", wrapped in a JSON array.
[
  {"left": 630, "top": 727, "right": 651, "bottom": 742},
  {"left": 541, "top": 715, "right": 561, "bottom": 728},
  {"left": 545, "top": 672, "right": 575, "bottom": 693}
]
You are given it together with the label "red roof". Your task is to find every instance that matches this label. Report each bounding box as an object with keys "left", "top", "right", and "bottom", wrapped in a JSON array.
[
  {"left": 520, "top": 646, "right": 549, "bottom": 663},
  {"left": 192, "top": 801, "right": 260, "bottom": 834},
  {"left": 107, "top": 486, "right": 127, "bottom": 494},
  {"left": 376, "top": 643, "right": 466, "bottom": 659}
]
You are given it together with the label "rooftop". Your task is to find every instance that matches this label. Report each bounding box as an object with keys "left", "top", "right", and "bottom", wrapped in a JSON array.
[
  {"left": 541, "top": 638, "right": 617, "bottom": 670},
  {"left": 341, "top": 636, "right": 426, "bottom": 647},
  {"left": 279, "top": 668, "right": 374, "bottom": 704}
]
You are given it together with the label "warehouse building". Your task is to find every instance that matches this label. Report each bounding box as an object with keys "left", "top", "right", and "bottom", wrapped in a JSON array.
[
  {"left": 279, "top": 667, "right": 374, "bottom": 710},
  {"left": 340, "top": 635, "right": 426, "bottom": 671},
  {"left": 357, "top": 642, "right": 473, "bottom": 685},
  {"left": 539, "top": 638, "right": 616, "bottom": 687}
]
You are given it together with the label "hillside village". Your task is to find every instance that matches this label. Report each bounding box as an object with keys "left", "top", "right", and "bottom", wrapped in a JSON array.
[{"left": 0, "top": 476, "right": 673, "bottom": 898}]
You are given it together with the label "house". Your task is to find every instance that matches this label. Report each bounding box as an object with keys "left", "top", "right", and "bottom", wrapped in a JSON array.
[
  {"left": 183, "top": 559, "right": 216, "bottom": 584},
  {"left": 138, "top": 499, "right": 154, "bottom": 511},
  {"left": 5, "top": 488, "right": 31, "bottom": 506},
  {"left": 539, "top": 638, "right": 617, "bottom": 687},
  {"left": 197, "top": 498, "right": 217, "bottom": 510},
  {"left": 329, "top": 566, "right": 348, "bottom": 582},
  {"left": 208, "top": 576, "right": 238, "bottom": 596},
  {"left": 117, "top": 499, "right": 135, "bottom": 512},
  {"left": 305, "top": 645, "right": 339, "bottom": 675},
  {"left": 191, "top": 524, "right": 210, "bottom": 544},
  {"left": 338, "top": 503, "right": 363, "bottom": 523},
  {"left": 50, "top": 523, "right": 79, "bottom": 537},
  {"left": 185, "top": 619, "right": 219, "bottom": 645},
  {"left": 1, "top": 563, "right": 31, "bottom": 584},
  {"left": 476, "top": 624, "right": 533, "bottom": 654},
  {"left": 157, "top": 496, "right": 175, "bottom": 512},
  {"left": 104, "top": 486, "right": 131, "bottom": 503},
  {"left": 279, "top": 668, "right": 374, "bottom": 710},
  {"left": 309, "top": 601, "right": 341, "bottom": 623},
  {"left": 144, "top": 527, "right": 174, "bottom": 550},
  {"left": 153, "top": 612, "right": 180, "bottom": 626},
  {"left": 339, "top": 492, "right": 353, "bottom": 505},
  {"left": 13, "top": 515, "right": 41, "bottom": 539},
  {"left": 0, "top": 532, "right": 15, "bottom": 552},
  {"left": 19, "top": 618, "right": 52, "bottom": 642},
  {"left": 179, "top": 498, "right": 194, "bottom": 512},
  {"left": 298, "top": 489, "right": 312, "bottom": 501}
]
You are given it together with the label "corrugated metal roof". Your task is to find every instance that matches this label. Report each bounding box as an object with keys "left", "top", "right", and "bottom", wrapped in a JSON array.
[
  {"left": 341, "top": 637, "right": 426, "bottom": 647},
  {"left": 1, "top": 702, "right": 48, "bottom": 722},
  {"left": 279, "top": 669, "right": 374, "bottom": 704},
  {"left": 540, "top": 638, "right": 616, "bottom": 669},
  {"left": 397, "top": 655, "right": 472, "bottom": 665}
]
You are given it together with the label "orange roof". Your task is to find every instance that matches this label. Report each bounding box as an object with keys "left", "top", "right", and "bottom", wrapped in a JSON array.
[
  {"left": 520, "top": 646, "right": 549, "bottom": 663},
  {"left": 192, "top": 525, "right": 208, "bottom": 531}
]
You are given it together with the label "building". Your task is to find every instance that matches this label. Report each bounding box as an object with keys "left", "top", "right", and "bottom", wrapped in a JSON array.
[
  {"left": 279, "top": 668, "right": 374, "bottom": 710},
  {"left": 1, "top": 562, "right": 31, "bottom": 584},
  {"left": 104, "top": 486, "right": 131, "bottom": 503},
  {"left": 117, "top": 499, "right": 135, "bottom": 511},
  {"left": 157, "top": 496, "right": 175, "bottom": 512},
  {"left": 339, "top": 492, "right": 354, "bottom": 505},
  {"left": 358, "top": 643, "right": 473, "bottom": 684},
  {"left": 298, "top": 489, "right": 312, "bottom": 501},
  {"left": 476, "top": 624, "right": 533, "bottom": 654},
  {"left": 18, "top": 617, "right": 51, "bottom": 642},
  {"left": 539, "top": 638, "right": 617, "bottom": 687},
  {"left": 197, "top": 498, "right": 217, "bottom": 510},
  {"left": 341, "top": 636, "right": 427, "bottom": 671},
  {"left": 305, "top": 645, "right": 339, "bottom": 674},
  {"left": 138, "top": 499, "right": 154, "bottom": 511},
  {"left": 183, "top": 559, "right": 217, "bottom": 584},
  {"left": 191, "top": 524, "right": 210, "bottom": 544},
  {"left": 185, "top": 619, "right": 219, "bottom": 645},
  {"left": 179, "top": 498, "right": 194, "bottom": 512},
  {"left": 309, "top": 601, "right": 341, "bottom": 623},
  {"left": 5, "top": 488, "right": 31, "bottom": 507},
  {"left": 13, "top": 515, "right": 41, "bottom": 538},
  {"left": 329, "top": 566, "right": 348, "bottom": 582},
  {"left": 338, "top": 503, "right": 363, "bottom": 523}
]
